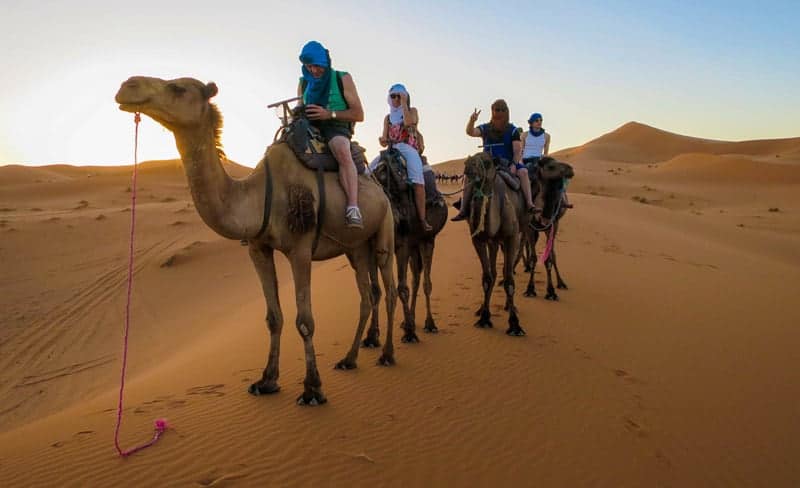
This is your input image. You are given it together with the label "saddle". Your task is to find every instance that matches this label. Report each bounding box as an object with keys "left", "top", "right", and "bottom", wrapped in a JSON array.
[
  {"left": 279, "top": 113, "right": 367, "bottom": 174},
  {"left": 374, "top": 149, "right": 442, "bottom": 204}
]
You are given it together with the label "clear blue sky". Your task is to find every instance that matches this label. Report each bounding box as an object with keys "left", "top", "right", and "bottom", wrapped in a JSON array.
[{"left": 1, "top": 0, "right": 798, "bottom": 167}]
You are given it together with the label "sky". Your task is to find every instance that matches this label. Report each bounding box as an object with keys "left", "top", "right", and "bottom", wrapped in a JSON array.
[{"left": 1, "top": 0, "right": 798, "bottom": 168}]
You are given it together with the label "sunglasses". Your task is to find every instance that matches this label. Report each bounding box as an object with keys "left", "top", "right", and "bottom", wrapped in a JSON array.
[{"left": 390, "top": 94, "right": 400, "bottom": 99}]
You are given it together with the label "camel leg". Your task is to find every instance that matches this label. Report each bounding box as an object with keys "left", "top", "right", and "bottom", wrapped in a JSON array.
[
  {"left": 375, "top": 211, "right": 398, "bottom": 366},
  {"left": 524, "top": 231, "right": 540, "bottom": 298},
  {"left": 552, "top": 223, "right": 568, "bottom": 290},
  {"left": 335, "top": 247, "right": 374, "bottom": 370},
  {"left": 289, "top": 249, "right": 327, "bottom": 406},
  {"left": 503, "top": 234, "right": 525, "bottom": 336},
  {"left": 397, "top": 243, "right": 418, "bottom": 344},
  {"left": 362, "top": 248, "right": 382, "bottom": 348},
  {"left": 404, "top": 247, "right": 423, "bottom": 342},
  {"left": 420, "top": 240, "right": 438, "bottom": 333},
  {"left": 544, "top": 228, "right": 559, "bottom": 301},
  {"left": 472, "top": 238, "right": 494, "bottom": 329},
  {"left": 247, "top": 245, "right": 284, "bottom": 396}
]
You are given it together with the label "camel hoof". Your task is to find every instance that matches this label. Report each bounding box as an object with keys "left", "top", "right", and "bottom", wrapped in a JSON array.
[
  {"left": 248, "top": 381, "right": 280, "bottom": 396},
  {"left": 377, "top": 353, "right": 396, "bottom": 366},
  {"left": 296, "top": 390, "right": 327, "bottom": 406},
  {"left": 423, "top": 318, "right": 439, "bottom": 334},
  {"left": 557, "top": 282, "right": 569, "bottom": 290},
  {"left": 475, "top": 308, "right": 493, "bottom": 328},
  {"left": 506, "top": 327, "right": 526, "bottom": 337},
  {"left": 361, "top": 336, "right": 381, "bottom": 348},
  {"left": 545, "top": 291, "right": 559, "bottom": 301},
  {"left": 401, "top": 332, "right": 420, "bottom": 343},
  {"left": 334, "top": 359, "right": 357, "bottom": 370},
  {"left": 524, "top": 290, "right": 537, "bottom": 298}
]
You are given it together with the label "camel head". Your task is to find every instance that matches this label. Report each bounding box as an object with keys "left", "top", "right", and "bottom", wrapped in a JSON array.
[
  {"left": 538, "top": 157, "right": 574, "bottom": 181},
  {"left": 115, "top": 76, "right": 218, "bottom": 131},
  {"left": 463, "top": 152, "right": 497, "bottom": 185}
]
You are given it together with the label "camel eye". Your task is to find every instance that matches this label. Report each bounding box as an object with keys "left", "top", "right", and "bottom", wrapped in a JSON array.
[{"left": 167, "top": 83, "right": 186, "bottom": 95}]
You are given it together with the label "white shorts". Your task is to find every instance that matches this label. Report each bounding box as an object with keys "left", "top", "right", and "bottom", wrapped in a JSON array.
[{"left": 367, "top": 143, "right": 425, "bottom": 185}]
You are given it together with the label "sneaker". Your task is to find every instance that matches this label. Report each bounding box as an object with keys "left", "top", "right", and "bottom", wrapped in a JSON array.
[{"left": 345, "top": 207, "right": 364, "bottom": 229}]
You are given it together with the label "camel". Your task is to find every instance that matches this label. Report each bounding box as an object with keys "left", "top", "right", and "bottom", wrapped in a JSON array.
[
  {"left": 368, "top": 152, "right": 448, "bottom": 344},
  {"left": 461, "top": 152, "right": 527, "bottom": 336},
  {"left": 521, "top": 157, "right": 574, "bottom": 301},
  {"left": 115, "top": 76, "right": 398, "bottom": 406}
]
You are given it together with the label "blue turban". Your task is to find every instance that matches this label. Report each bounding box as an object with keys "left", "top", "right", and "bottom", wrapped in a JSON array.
[
  {"left": 528, "top": 113, "right": 543, "bottom": 123},
  {"left": 299, "top": 41, "right": 332, "bottom": 107}
]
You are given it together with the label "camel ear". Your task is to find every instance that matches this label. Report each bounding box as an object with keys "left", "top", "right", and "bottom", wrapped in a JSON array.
[{"left": 204, "top": 82, "right": 218, "bottom": 99}]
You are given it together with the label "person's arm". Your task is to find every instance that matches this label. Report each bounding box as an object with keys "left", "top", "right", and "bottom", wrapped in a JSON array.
[
  {"left": 513, "top": 139, "right": 522, "bottom": 164},
  {"left": 466, "top": 108, "right": 482, "bottom": 137},
  {"left": 305, "top": 73, "right": 364, "bottom": 122},
  {"left": 379, "top": 115, "right": 389, "bottom": 147},
  {"left": 415, "top": 128, "right": 425, "bottom": 155},
  {"left": 400, "top": 93, "right": 418, "bottom": 126},
  {"left": 519, "top": 130, "right": 527, "bottom": 158},
  {"left": 543, "top": 133, "right": 551, "bottom": 156}
]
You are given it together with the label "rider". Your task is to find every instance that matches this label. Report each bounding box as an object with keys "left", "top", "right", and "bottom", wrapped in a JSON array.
[
  {"left": 297, "top": 40, "right": 365, "bottom": 229},
  {"left": 522, "top": 112, "right": 571, "bottom": 209},
  {"left": 374, "top": 84, "right": 433, "bottom": 231},
  {"left": 451, "top": 99, "right": 535, "bottom": 221}
]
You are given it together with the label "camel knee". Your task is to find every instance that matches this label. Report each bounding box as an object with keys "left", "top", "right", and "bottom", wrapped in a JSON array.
[
  {"left": 295, "top": 316, "right": 315, "bottom": 339},
  {"left": 266, "top": 309, "right": 283, "bottom": 334},
  {"left": 371, "top": 283, "right": 382, "bottom": 304}
]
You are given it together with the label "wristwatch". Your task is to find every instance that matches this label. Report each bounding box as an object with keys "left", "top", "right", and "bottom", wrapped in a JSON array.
[{"left": 331, "top": 110, "right": 337, "bottom": 119}]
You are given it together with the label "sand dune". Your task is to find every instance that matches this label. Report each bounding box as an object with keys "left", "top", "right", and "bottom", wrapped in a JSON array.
[
  {"left": 1, "top": 123, "right": 799, "bottom": 486},
  {"left": 557, "top": 121, "right": 800, "bottom": 164}
]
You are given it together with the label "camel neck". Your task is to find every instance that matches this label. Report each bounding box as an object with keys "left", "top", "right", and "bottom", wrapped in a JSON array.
[{"left": 173, "top": 124, "right": 254, "bottom": 240}]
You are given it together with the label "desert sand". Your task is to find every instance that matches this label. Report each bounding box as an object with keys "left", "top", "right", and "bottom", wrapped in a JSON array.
[{"left": 1, "top": 122, "right": 799, "bottom": 487}]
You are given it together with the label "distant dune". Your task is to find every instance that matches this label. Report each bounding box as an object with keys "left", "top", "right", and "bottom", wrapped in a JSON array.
[{"left": 555, "top": 121, "right": 800, "bottom": 164}]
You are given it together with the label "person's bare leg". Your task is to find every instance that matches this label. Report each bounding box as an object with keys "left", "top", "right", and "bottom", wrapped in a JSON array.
[
  {"left": 329, "top": 136, "right": 358, "bottom": 207},
  {"left": 451, "top": 181, "right": 473, "bottom": 221},
  {"left": 414, "top": 184, "right": 432, "bottom": 231},
  {"left": 517, "top": 167, "right": 535, "bottom": 210},
  {"left": 329, "top": 135, "right": 362, "bottom": 228}
]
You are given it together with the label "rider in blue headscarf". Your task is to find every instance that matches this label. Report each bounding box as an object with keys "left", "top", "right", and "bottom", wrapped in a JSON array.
[
  {"left": 299, "top": 41, "right": 332, "bottom": 107},
  {"left": 296, "top": 40, "right": 367, "bottom": 229}
]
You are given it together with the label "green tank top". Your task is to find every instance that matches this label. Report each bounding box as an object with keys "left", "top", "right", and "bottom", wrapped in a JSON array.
[{"left": 301, "top": 70, "right": 349, "bottom": 111}]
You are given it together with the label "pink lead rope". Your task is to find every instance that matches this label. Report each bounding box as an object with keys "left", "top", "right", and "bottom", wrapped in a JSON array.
[{"left": 114, "top": 112, "right": 169, "bottom": 457}]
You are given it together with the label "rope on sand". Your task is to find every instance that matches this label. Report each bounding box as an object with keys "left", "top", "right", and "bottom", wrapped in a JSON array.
[{"left": 113, "top": 112, "right": 170, "bottom": 458}]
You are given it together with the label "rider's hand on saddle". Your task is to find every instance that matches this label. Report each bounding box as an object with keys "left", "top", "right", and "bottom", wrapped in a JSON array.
[
  {"left": 305, "top": 104, "right": 329, "bottom": 121},
  {"left": 379, "top": 136, "right": 389, "bottom": 147}
]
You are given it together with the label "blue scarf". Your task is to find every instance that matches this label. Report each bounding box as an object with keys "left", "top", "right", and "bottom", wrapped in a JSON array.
[
  {"left": 530, "top": 128, "right": 545, "bottom": 137},
  {"left": 299, "top": 41, "right": 332, "bottom": 107}
]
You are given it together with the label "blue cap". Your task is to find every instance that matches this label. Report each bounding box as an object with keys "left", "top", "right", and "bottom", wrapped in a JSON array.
[{"left": 528, "top": 113, "right": 543, "bottom": 123}]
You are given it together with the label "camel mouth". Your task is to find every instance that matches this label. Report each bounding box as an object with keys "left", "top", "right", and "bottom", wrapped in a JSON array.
[{"left": 117, "top": 100, "right": 149, "bottom": 113}]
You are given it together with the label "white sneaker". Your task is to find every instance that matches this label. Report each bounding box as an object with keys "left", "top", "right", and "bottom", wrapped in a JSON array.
[{"left": 345, "top": 207, "right": 363, "bottom": 229}]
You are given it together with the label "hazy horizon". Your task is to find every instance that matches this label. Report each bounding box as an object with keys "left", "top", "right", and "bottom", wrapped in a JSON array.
[{"left": 2, "top": 0, "right": 798, "bottom": 168}]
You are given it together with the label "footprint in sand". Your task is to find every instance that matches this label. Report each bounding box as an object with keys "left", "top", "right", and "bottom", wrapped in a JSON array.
[
  {"left": 196, "top": 465, "right": 249, "bottom": 486},
  {"left": 623, "top": 417, "right": 648, "bottom": 438},
  {"left": 614, "top": 369, "right": 644, "bottom": 385},
  {"left": 186, "top": 384, "right": 226, "bottom": 397}
]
